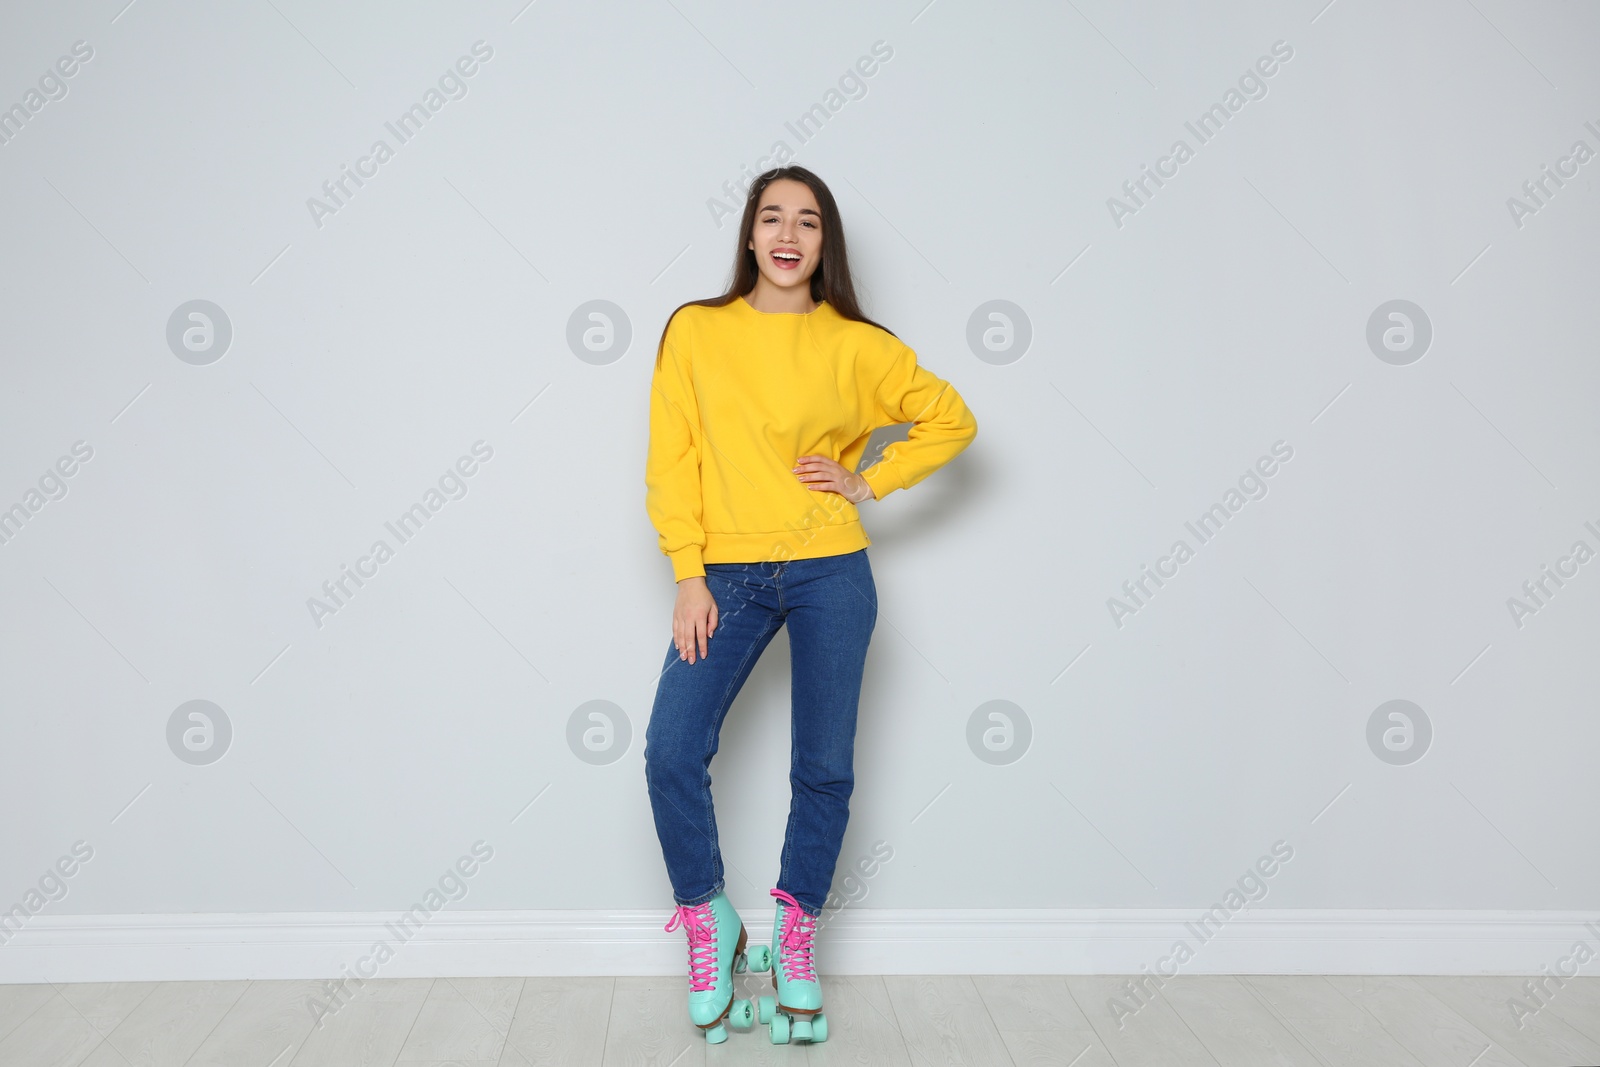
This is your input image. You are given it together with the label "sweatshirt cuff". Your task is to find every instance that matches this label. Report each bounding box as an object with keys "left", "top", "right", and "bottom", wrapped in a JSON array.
[
  {"left": 668, "top": 545, "right": 706, "bottom": 582},
  {"left": 861, "top": 462, "right": 901, "bottom": 502}
]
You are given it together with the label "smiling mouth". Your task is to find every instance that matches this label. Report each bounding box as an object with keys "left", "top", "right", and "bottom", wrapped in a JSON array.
[{"left": 771, "top": 250, "right": 801, "bottom": 269}]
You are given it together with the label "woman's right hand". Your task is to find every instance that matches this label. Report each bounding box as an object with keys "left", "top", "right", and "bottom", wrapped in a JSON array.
[{"left": 673, "top": 576, "right": 718, "bottom": 664}]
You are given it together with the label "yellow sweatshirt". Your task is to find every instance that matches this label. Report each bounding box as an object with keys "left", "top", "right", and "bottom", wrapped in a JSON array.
[{"left": 646, "top": 295, "right": 978, "bottom": 582}]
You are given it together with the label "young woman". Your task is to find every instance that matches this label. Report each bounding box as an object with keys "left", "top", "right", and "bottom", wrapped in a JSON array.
[{"left": 642, "top": 165, "right": 978, "bottom": 1045}]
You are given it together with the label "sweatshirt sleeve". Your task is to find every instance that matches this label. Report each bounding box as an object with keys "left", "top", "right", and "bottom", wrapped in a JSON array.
[
  {"left": 858, "top": 332, "right": 978, "bottom": 502},
  {"left": 645, "top": 312, "right": 707, "bottom": 582}
]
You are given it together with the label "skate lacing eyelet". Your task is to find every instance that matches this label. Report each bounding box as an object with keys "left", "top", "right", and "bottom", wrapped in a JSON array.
[
  {"left": 664, "top": 902, "right": 720, "bottom": 992},
  {"left": 774, "top": 895, "right": 825, "bottom": 985}
]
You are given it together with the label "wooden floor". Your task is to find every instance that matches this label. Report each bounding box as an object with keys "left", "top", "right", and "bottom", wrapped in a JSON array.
[{"left": 1, "top": 973, "right": 1596, "bottom": 1066}]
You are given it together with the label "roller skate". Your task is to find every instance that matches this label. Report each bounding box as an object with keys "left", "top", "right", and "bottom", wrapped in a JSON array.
[
  {"left": 754, "top": 887, "right": 828, "bottom": 1044},
  {"left": 662, "top": 890, "right": 764, "bottom": 1043}
]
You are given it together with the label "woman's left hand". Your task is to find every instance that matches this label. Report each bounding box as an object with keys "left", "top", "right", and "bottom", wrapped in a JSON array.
[{"left": 793, "top": 454, "right": 875, "bottom": 503}]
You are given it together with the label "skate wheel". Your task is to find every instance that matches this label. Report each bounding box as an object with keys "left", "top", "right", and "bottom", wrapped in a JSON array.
[
  {"left": 812, "top": 1012, "right": 828, "bottom": 1043},
  {"left": 746, "top": 943, "right": 771, "bottom": 972},
  {"left": 769, "top": 1012, "right": 790, "bottom": 1044},
  {"left": 756, "top": 995, "right": 776, "bottom": 1024},
  {"left": 791, "top": 1016, "right": 813, "bottom": 1042},
  {"left": 727, "top": 998, "right": 754, "bottom": 1031},
  {"left": 705, "top": 1022, "right": 728, "bottom": 1044}
]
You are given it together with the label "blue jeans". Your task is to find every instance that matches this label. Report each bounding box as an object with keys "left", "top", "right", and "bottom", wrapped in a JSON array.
[{"left": 644, "top": 548, "right": 878, "bottom": 918}]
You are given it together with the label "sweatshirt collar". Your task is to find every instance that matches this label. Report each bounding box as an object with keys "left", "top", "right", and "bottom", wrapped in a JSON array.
[{"left": 736, "top": 294, "right": 827, "bottom": 317}]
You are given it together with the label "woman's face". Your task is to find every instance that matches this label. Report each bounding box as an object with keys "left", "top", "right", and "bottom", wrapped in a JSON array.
[{"left": 746, "top": 179, "right": 823, "bottom": 293}]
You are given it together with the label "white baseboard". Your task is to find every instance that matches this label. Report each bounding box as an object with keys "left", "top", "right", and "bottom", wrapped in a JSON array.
[{"left": 2, "top": 909, "right": 1597, "bottom": 984}]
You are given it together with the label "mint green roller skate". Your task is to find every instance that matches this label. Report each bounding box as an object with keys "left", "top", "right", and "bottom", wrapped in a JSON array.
[
  {"left": 662, "top": 891, "right": 763, "bottom": 1043},
  {"left": 754, "top": 887, "right": 828, "bottom": 1044}
]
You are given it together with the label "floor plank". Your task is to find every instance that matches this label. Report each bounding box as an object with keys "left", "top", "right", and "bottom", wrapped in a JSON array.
[
  {"left": 89, "top": 980, "right": 250, "bottom": 1067},
  {"left": 184, "top": 978, "right": 325, "bottom": 1067},
  {"left": 605, "top": 976, "right": 709, "bottom": 1067},
  {"left": 806, "top": 974, "right": 913, "bottom": 1066},
  {"left": 1245, "top": 976, "right": 1427, "bottom": 1067},
  {"left": 882, "top": 975, "right": 1016, "bottom": 1067},
  {"left": 1064, "top": 974, "right": 1222, "bottom": 1067},
  {"left": 50, "top": 982, "right": 159, "bottom": 1039},
  {"left": 1535, "top": 976, "right": 1600, "bottom": 1045},
  {"left": 502, "top": 976, "right": 611, "bottom": 1066},
  {"left": 1164, "top": 975, "right": 1324, "bottom": 1066},
  {"left": 973, "top": 975, "right": 1117, "bottom": 1067},
  {"left": 0, "top": 991, "right": 105, "bottom": 1067},
  {"left": 0, "top": 984, "right": 57, "bottom": 1045},
  {"left": 1324, "top": 975, "right": 1525, "bottom": 1067},
  {"left": 395, "top": 976, "right": 522, "bottom": 1063},
  {"left": 1414, "top": 975, "right": 1600, "bottom": 1067},
  {"left": 288, "top": 977, "right": 432, "bottom": 1067}
]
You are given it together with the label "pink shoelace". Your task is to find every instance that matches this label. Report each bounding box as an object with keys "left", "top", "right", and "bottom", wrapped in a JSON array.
[
  {"left": 771, "top": 889, "right": 817, "bottom": 982},
  {"left": 663, "top": 901, "right": 719, "bottom": 992}
]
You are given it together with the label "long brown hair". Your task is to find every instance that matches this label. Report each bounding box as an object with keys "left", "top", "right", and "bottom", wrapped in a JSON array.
[{"left": 654, "top": 165, "right": 897, "bottom": 370}]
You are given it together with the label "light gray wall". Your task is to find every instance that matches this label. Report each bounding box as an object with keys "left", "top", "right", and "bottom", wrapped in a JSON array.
[{"left": 2, "top": 0, "right": 1596, "bottom": 925}]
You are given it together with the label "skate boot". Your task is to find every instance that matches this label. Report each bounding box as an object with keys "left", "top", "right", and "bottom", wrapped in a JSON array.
[
  {"left": 754, "top": 887, "right": 828, "bottom": 1044},
  {"left": 662, "top": 891, "right": 761, "bottom": 1043}
]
